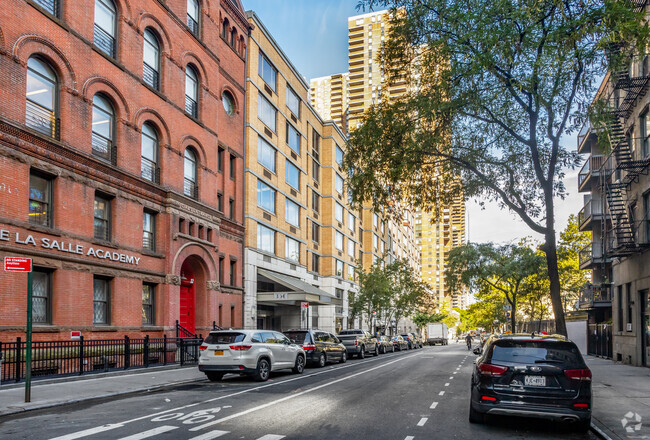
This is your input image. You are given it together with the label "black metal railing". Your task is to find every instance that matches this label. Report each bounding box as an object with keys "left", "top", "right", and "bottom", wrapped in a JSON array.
[
  {"left": 183, "top": 179, "right": 198, "bottom": 199},
  {"left": 33, "top": 0, "right": 58, "bottom": 16},
  {"left": 187, "top": 15, "right": 199, "bottom": 37},
  {"left": 92, "top": 132, "right": 115, "bottom": 164},
  {"left": 143, "top": 63, "right": 160, "bottom": 90},
  {"left": 26, "top": 100, "right": 58, "bottom": 139},
  {"left": 185, "top": 96, "right": 198, "bottom": 118},
  {"left": 0, "top": 335, "right": 203, "bottom": 384},
  {"left": 176, "top": 320, "right": 198, "bottom": 339},
  {"left": 94, "top": 24, "right": 116, "bottom": 58},
  {"left": 141, "top": 158, "right": 158, "bottom": 183},
  {"left": 587, "top": 324, "right": 612, "bottom": 359}
]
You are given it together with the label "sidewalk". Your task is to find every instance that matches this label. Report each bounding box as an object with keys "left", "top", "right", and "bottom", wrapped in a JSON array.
[
  {"left": 586, "top": 355, "right": 650, "bottom": 440},
  {"left": 0, "top": 365, "right": 205, "bottom": 417}
]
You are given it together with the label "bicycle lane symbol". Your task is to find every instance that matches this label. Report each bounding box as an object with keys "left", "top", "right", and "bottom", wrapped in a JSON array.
[{"left": 150, "top": 406, "right": 232, "bottom": 425}]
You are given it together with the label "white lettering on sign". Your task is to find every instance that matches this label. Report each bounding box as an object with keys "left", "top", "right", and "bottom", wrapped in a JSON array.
[
  {"left": 0, "top": 229, "right": 141, "bottom": 266},
  {"left": 273, "top": 293, "right": 288, "bottom": 300}
]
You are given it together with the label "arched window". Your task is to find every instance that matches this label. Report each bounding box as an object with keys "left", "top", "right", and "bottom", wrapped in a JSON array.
[
  {"left": 143, "top": 29, "right": 160, "bottom": 90},
  {"left": 187, "top": 0, "right": 200, "bottom": 37},
  {"left": 222, "top": 18, "right": 229, "bottom": 40},
  {"left": 185, "top": 65, "right": 199, "bottom": 118},
  {"left": 92, "top": 94, "right": 115, "bottom": 163},
  {"left": 184, "top": 148, "right": 198, "bottom": 198},
  {"left": 94, "top": 0, "right": 117, "bottom": 58},
  {"left": 26, "top": 57, "right": 58, "bottom": 138},
  {"left": 141, "top": 123, "right": 158, "bottom": 182},
  {"left": 230, "top": 28, "right": 237, "bottom": 47},
  {"left": 222, "top": 90, "right": 235, "bottom": 116}
]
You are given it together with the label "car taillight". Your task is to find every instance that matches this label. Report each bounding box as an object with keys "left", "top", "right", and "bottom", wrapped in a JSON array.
[
  {"left": 573, "top": 403, "right": 590, "bottom": 408},
  {"left": 199, "top": 345, "right": 207, "bottom": 351},
  {"left": 229, "top": 344, "right": 252, "bottom": 350},
  {"left": 564, "top": 368, "right": 592, "bottom": 381},
  {"left": 354, "top": 340, "right": 358, "bottom": 346},
  {"left": 481, "top": 396, "right": 497, "bottom": 402},
  {"left": 478, "top": 363, "right": 508, "bottom": 376},
  {"left": 302, "top": 344, "right": 316, "bottom": 351}
]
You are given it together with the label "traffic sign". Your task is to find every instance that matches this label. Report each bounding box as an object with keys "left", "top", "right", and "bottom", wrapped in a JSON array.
[
  {"left": 505, "top": 311, "right": 512, "bottom": 318},
  {"left": 70, "top": 331, "right": 81, "bottom": 339},
  {"left": 301, "top": 301, "right": 309, "bottom": 309},
  {"left": 502, "top": 304, "right": 512, "bottom": 311},
  {"left": 4, "top": 257, "right": 32, "bottom": 272}
]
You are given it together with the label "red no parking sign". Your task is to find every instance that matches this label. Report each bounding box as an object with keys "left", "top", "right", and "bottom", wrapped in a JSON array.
[{"left": 4, "top": 257, "right": 32, "bottom": 272}]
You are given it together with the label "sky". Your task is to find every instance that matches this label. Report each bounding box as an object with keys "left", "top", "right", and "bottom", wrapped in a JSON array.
[{"left": 242, "top": 0, "right": 585, "bottom": 245}]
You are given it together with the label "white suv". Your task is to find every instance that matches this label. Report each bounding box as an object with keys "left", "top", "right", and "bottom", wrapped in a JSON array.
[{"left": 198, "top": 330, "right": 306, "bottom": 382}]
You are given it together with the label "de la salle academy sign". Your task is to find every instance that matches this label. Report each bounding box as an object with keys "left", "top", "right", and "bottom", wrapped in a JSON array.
[{"left": 0, "top": 229, "right": 141, "bottom": 266}]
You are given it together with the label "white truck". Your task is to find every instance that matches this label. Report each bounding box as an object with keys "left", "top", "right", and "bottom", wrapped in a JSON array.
[{"left": 426, "top": 322, "right": 448, "bottom": 345}]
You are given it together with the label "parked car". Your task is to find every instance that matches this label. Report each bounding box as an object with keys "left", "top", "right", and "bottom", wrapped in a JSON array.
[
  {"left": 410, "top": 332, "right": 424, "bottom": 348},
  {"left": 392, "top": 335, "right": 409, "bottom": 351},
  {"left": 337, "top": 329, "right": 378, "bottom": 358},
  {"left": 469, "top": 334, "right": 592, "bottom": 432},
  {"left": 376, "top": 335, "right": 395, "bottom": 354},
  {"left": 401, "top": 333, "right": 422, "bottom": 349},
  {"left": 198, "top": 330, "right": 305, "bottom": 382},
  {"left": 284, "top": 329, "right": 347, "bottom": 367}
]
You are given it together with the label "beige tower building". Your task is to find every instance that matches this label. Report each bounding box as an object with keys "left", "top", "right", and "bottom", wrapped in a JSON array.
[{"left": 310, "top": 73, "right": 349, "bottom": 133}]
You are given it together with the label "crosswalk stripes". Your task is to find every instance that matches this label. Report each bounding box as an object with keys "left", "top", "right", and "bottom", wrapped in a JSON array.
[{"left": 117, "top": 426, "right": 178, "bottom": 440}]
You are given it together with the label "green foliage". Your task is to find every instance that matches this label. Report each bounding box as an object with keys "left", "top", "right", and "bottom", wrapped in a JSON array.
[{"left": 412, "top": 311, "right": 447, "bottom": 329}]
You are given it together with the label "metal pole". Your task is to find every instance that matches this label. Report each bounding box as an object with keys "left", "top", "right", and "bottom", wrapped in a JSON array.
[{"left": 25, "top": 271, "right": 33, "bottom": 403}]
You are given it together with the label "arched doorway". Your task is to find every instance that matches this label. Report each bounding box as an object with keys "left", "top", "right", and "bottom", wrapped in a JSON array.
[{"left": 180, "top": 260, "right": 196, "bottom": 334}]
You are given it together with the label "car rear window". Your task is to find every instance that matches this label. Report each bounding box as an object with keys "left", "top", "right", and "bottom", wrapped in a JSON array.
[
  {"left": 204, "top": 332, "right": 246, "bottom": 344},
  {"left": 285, "top": 331, "right": 310, "bottom": 344},
  {"left": 488, "top": 340, "right": 585, "bottom": 368},
  {"left": 338, "top": 330, "right": 361, "bottom": 335}
]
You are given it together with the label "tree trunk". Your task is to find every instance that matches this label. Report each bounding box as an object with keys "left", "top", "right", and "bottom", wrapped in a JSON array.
[
  {"left": 511, "top": 299, "right": 517, "bottom": 333},
  {"left": 544, "top": 225, "right": 568, "bottom": 336}
]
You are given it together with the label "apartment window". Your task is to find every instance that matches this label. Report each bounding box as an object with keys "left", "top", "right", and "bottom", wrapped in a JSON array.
[
  {"left": 229, "top": 260, "right": 236, "bottom": 286},
  {"left": 286, "top": 86, "right": 300, "bottom": 117},
  {"left": 257, "top": 223, "right": 275, "bottom": 254},
  {"left": 143, "top": 29, "right": 160, "bottom": 90},
  {"left": 94, "top": 0, "right": 117, "bottom": 57},
  {"left": 217, "top": 193, "right": 223, "bottom": 212},
  {"left": 143, "top": 210, "right": 155, "bottom": 250},
  {"left": 229, "top": 154, "right": 236, "bottom": 180},
  {"left": 336, "top": 260, "right": 344, "bottom": 277},
  {"left": 373, "top": 234, "right": 378, "bottom": 249},
  {"left": 185, "top": 65, "right": 199, "bottom": 117},
  {"left": 229, "top": 198, "right": 235, "bottom": 221},
  {"left": 381, "top": 221, "right": 385, "bottom": 234},
  {"left": 258, "top": 52, "right": 277, "bottom": 91},
  {"left": 335, "top": 173, "right": 344, "bottom": 195},
  {"left": 257, "top": 180, "right": 275, "bottom": 213},
  {"left": 285, "top": 199, "right": 300, "bottom": 227},
  {"left": 312, "top": 191, "right": 320, "bottom": 213},
  {"left": 336, "top": 146, "right": 344, "bottom": 166},
  {"left": 380, "top": 240, "right": 385, "bottom": 253},
  {"left": 335, "top": 231, "right": 344, "bottom": 251},
  {"left": 286, "top": 122, "right": 300, "bottom": 155},
  {"left": 285, "top": 237, "right": 300, "bottom": 262},
  {"left": 312, "top": 159, "right": 319, "bottom": 182},
  {"left": 218, "top": 147, "right": 224, "bottom": 172},
  {"left": 642, "top": 111, "right": 650, "bottom": 159},
  {"left": 184, "top": 148, "right": 198, "bottom": 198},
  {"left": 285, "top": 160, "right": 300, "bottom": 190},
  {"left": 348, "top": 213, "right": 355, "bottom": 233},
  {"left": 186, "top": 0, "right": 200, "bottom": 36},
  {"left": 348, "top": 240, "right": 355, "bottom": 258},
  {"left": 347, "top": 265, "right": 355, "bottom": 281},
  {"left": 29, "top": 171, "right": 52, "bottom": 227},
  {"left": 142, "top": 283, "right": 155, "bottom": 325},
  {"left": 257, "top": 136, "right": 276, "bottom": 172},
  {"left": 34, "top": 0, "right": 58, "bottom": 16},
  {"left": 91, "top": 94, "right": 115, "bottom": 163},
  {"left": 222, "top": 18, "right": 229, "bottom": 39},
  {"left": 26, "top": 57, "right": 58, "bottom": 137},
  {"left": 312, "top": 128, "right": 320, "bottom": 160},
  {"left": 93, "top": 276, "right": 110, "bottom": 324},
  {"left": 258, "top": 94, "right": 276, "bottom": 131},
  {"left": 644, "top": 192, "right": 650, "bottom": 243},
  {"left": 218, "top": 256, "right": 224, "bottom": 284},
  {"left": 335, "top": 203, "right": 344, "bottom": 223},
  {"left": 32, "top": 269, "right": 51, "bottom": 324},
  {"left": 141, "top": 123, "right": 158, "bottom": 182},
  {"left": 312, "top": 253, "right": 320, "bottom": 273},
  {"left": 373, "top": 213, "right": 379, "bottom": 229},
  {"left": 312, "top": 221, "right": 320, "bottom": 243},
  {"left": 94, "top": 194, "right": 111, "bottom": 241},
  {"left": 230, "top": 28, "right": 237, "bottom": 47},
  {"left": 222, "top": 91, "right": 235, "bottom": 115}
]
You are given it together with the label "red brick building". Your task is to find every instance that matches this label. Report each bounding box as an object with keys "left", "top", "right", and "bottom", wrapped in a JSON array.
[{"left": 0, "top": 0, "right": 249, "bottom": 342}]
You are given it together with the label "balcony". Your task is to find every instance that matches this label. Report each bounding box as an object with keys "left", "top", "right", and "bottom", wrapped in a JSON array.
[
  {"left": 578, "top": 284, "right": 612, "bottom": 309},
  {"left": 578, "top": 197, "right": 606, "bottom": 231},
  {"left": 577, "top": 119, "right": 599, "bottom": 154},
  {"left": 578, "top": 155, "right": 605, "bottom": 192},
  {"left": 578, "top": 241, "right": 611, "bottom": 269}
]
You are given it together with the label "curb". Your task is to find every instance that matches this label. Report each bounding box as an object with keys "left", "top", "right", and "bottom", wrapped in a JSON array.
[{"left": 591, "top": 423, "right": 614, "bottom": 440}]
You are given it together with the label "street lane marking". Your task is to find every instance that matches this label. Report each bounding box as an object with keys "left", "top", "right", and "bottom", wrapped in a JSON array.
[
  {"left": 417, "top": 418, "right": 428, "bottom": 427},
  {"left": 430, "top": 402, "right": 438, "bottom": 409},
  {"left": 439, "top": 391, "right": 445, "bottom": 396},
  {"left": 117, "top": 426, "right": 178, "bottom": 440},
  {"left": 189, "top": 353, "right": 421, "bottom": 432},
  {"left": 48, "top": 424, "right": 125, "bottom": 440},
  {"left": 256, "top": 436, "right": 285, "bottom": 440},
  {"left": 189, "top": 431, "right": 230, "bottom": 440},
  {"left": 405, "top": 437, "right": 415, "bottom": 440},
  {"left": 449, "top": 376, "right": 454, "bottom": 379},
  {"left": 445, "top": 383, "right": 450, "bottom": 386}
]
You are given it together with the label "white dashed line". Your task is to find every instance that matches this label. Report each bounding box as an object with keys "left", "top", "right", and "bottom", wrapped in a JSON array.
[
  {"left": 449, "top": 376, "right": 454, "bottom": 379},
  {"left": 417, "top": 418, "right": 428, "bottom": 427},
  {"left": 445, "top": 383, "right": 450, "bottom": 387},
  {"left": 256, "top": 436, "right": 285, "bottom": 440},
  {"left": 439, "top": 391, "right": 445, "bottom": 396},
  {"left": 189, "top": 431, "right": 230, "bottom": 440},
  {"left": 117, "top": 426, "right": 178, "bottom": 440},
  {"left": 404, "top": 437, "right": 415, "bottom": 440},
  {"left": 430, "top": 402, "right": 438, "bottom": 409}
]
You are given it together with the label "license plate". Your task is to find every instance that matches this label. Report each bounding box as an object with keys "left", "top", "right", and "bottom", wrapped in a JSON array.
[
  {"left": 214, "top": 350, "right": 224, "bottom": 356},
  {"left": 525, "top": 375, "right": 546, "bottom": 387}
]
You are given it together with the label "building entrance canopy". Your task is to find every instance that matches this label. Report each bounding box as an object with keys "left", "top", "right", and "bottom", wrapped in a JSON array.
[{"left": 257, "top": 269, "right": 340, "bottom": 306}]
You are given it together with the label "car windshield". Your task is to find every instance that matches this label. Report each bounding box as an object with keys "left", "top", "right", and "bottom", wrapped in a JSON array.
[
  {"left": 489, "top": 340, "right": 585, "bottom": 368},
  {"left": 285, "top": 332, "right": 309, "bottom": 344},
  {"left": 338, "top": 330, "right": 361, "bottom": 335},
  {"left": 204, "top": 332, "right": 246, "bottom": 344}
]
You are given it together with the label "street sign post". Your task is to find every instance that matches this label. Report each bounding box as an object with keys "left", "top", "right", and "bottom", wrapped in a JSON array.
[
  {"left": 300, "top": 302, "right": 309, "bottom": 329},
  {"left": 4, "top": 257, "right": 33, "bottom": 402},
  {"left": 502, "top": 304, "right": 512, "bottom": 311}
]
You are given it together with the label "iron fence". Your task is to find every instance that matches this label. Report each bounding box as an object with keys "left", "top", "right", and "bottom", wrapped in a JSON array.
[
  {"left": 0, "top": 335, "right": 203, "bottom": 384},
  {"left": 587, "top": 324, "right": 613, "bottom": 359}
]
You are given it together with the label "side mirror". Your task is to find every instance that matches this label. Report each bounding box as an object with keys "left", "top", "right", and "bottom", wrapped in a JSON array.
[{"left": 473, "top": 347, "right": 482, "bottom": 355}]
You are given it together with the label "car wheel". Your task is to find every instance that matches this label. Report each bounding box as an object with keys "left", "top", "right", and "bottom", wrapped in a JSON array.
[
  {"left": 468, "top": 405, "right": 485, "bottom": 424},
  {"left": 254, "top": 358, "right": 270, "bottom": 382},
  {"left": 292, "top": 355, "right": 305, "bottom": 374},
  {"left": 379, "top": 345, "right": 384, "bottom": 355},
  {"left": 339, "top": 351, "right": 347, "bottom": 363},
  {"left": 574, "top": 418, "right": 591, "bottom": 433},
  {"left": 373, "top": 345, "right": 379, "bottom": 356},
  {"left": 359, "top": 346, "right": 366, "bottom": 359},
  {"left": 206, "top": 372, "right": 224, "bottom": 382},
  {"left": 317, "top": 353, "right": 326, "bottom": 368}
]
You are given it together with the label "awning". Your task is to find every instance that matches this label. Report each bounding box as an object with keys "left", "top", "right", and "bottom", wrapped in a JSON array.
[{"left": 257, "top": 268, "right": 340, "bottom": 306}]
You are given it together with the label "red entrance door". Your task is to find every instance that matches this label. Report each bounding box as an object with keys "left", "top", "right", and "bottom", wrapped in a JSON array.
[{"left": 180, "top": 263, "right": 195, "bottom": 334}]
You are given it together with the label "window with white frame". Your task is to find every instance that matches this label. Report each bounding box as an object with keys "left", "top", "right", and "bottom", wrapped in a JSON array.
[
  {"left": 373, "top": 234, "right": 378, "bottom": 249},
  {"left": 335, "top": 173, "right": 344, "bottom": 195},
  {"left": 347, "top": 265, "right": 355, "bottom": 281},
  {"left": 348, "top": 213, "right": 355, "bottom": 233},
  {"left": 285, "top": 236, "right": 300, "bottom": 262},
  {"left": 336, "top": 146, "right": 344, "bottom": 166},
  {"left": 335, "top": 231, "right": 344, "bottom": 251},
  {"left": 286, "top": 122, "right": 300, "bottom": 155},
  {"left": 257, "top": 180, "right": 275, "bottom": 214},
  {"left": 336, "top": 260, "right": 344, "bottom": 277},
  {"left": 285, "top": 199, "right": 300, "bottom": 227},
  {"left": 258, "top": 52, "right": 277, "bottom": 91},
  {"left": 335, "top": 203, "right": 344, "bottom": 223},
  {"left": 258, "top": 93, "right": 276, "bottom": 131},
  {"left": 257, "top": 223, "right": 275, "bottom": 254},
  {"left": 348, "top": 240, "right": 355, "bottom": 258},
  {"left": 286, "top": 86, "right": 300, "bottom": 117},
  {"left": 373, "top": 213, "right": 378, "bottom": 229},
  {"left": 257, "top": 136, "right": 276, "bottom": 172},
  {"left": 285, "top": 160, "right": 300, "bottom": 190}
]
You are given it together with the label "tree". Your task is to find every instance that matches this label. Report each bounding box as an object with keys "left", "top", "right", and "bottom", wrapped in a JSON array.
[
  {"left": 412, "top": 311, "right": 447, "bottom": 329},
  {"left": 346, "top": 0, "right": 648, "bottom": 335},
  {"left": 446, "top": 243, "right": 545, "bottom": 331}
]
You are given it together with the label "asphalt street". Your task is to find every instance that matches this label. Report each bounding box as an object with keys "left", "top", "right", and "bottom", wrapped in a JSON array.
[{"left": 0, "top": 343, "right": 598, "bottom": 440}]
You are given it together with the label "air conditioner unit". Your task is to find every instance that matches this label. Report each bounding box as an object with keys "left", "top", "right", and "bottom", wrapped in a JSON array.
[{"left": 627, "top": 323, "right": 632, "bottom": 332}]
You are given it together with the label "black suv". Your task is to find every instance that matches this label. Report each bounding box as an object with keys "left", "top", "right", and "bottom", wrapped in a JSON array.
[
  {"left": 469, "top": 334, "right": 592, "bottom": 432},
  {"left": 284, "top": 329, "right": 347, "bottom": 367}
]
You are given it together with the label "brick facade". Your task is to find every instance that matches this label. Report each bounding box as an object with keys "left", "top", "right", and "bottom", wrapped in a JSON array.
[{"left": 0, "top": 0, "right": 249, "bottom": 342}]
